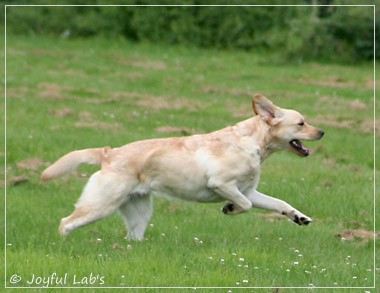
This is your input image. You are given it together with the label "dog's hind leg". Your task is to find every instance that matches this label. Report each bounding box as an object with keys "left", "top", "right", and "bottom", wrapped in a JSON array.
[
  {"left": 246, "top": 190, "right": 312, "bottom": 225},
  {"left": 119, "top": 194, "right": 153, "bottom": 241},
  {"left": 59, "top": 171, "right": 132, "bottom": 236}
]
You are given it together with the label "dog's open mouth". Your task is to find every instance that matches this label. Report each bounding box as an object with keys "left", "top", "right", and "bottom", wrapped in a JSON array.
[{"left": 289, "top": 140, "right": 312, "bottom": 157}]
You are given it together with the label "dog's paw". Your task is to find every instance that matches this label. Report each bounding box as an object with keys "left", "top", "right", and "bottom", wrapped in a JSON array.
[
  {"left": 284, "top": 210, "right": 312, "bottom": 226},
  {"left": 293, "top": 214, "right": 312, "bottom": 226},
  {"left": 222, "top": 203, "right": 235, "bottom": 215}
]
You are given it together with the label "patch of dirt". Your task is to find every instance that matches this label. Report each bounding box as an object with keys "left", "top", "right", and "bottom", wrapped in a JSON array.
[
  {"left": 110, "top": 92, "right": 130, "bottom": 99},
  {"left": 118, "top": 56, "right": 167, "bottom": 70},
  {"left": 7, "top": 86, "right": 29, "bottom": 98},
  {"left": 319, "top": 96, "right": 370, "bottom": 111},
  {"left": 135, "top": 94, "right": 204, "bottom": 111},
  {"left": 61, "top": 69, "right": 87, "bottom": 78},
  {"left": 39, "top": 83, "right": 64, "bottom": 99},
  {"left": 309, "top": 114, "right": 380, "bottom": 136},
  {"left": 74, "top": 110, "right": 121, "bottom": 130},
  {"left": 39, "top": 83, "right": 79, "bottom": 100},
  {"left": 84, "top": 97, "right": 120, "bottom": 104},
  {"left": 203, "top": 86, "right": 251, "bottom": 98},
  {"left": 7, "top": 49, "right": 27, "bottom": 57},
  {"left": 311, "top": 96, "right": 376, "bottom": 134},
  {"left": 7, "top": 176, "right": 29, "bottom": 186},
  {"left": 358, "top": 119, "right": 380, "bottom": 135},
  {"left": 300, "top": 75, "right": 355, "bottom": 89},
  {"left": 86, "top": 91, "right": 204, "bottom": 112},
  {"left": 256, "top": 212, "right": 286, "bottom": 222},
  {"left": 74, "top": 121, "right": 122, "bottom": 130},
  {"left": 155, "top": 126, "right": 193, "bottom": 135},
  {"left": 309, "top": 114, "right": 354, "bottom": 129},
  {"left": 133, "top": 59, "right": 166, "bottom": 70},
  {"left": 79, "top": 112, "right": 94, "bottom": 120},
  {"left": 350, "top": 100, "right": 367, "bottom": 110},
  {"left": 323, "top": 180, "right": 333, "bottom": 187},
  {"left": 133, "top": 93, "right": 204, "bottom": 111},
  {"left": 336, "top": 229, "right": 378, "bottom": 242},
  {"left": 366, "top": 78, "right": 379, "bottom": 90},
  {"left": 16, "top": 158, "right": 47, "bottom": 172},
  {"left": 126, "top": 72, "right": 144, "bottom": 81},
  {"left": 322, "top": 158, "right": 337, "bottom": 168},
  {"left": 111, "top": 243, "right": 122, "bottom": 250},
  {"left": 31, "top": 48, "right": 73, "bottom": 57},
  {"left": 52, "top": 108, "right": 74, "bottom": 118},
  {"left": 228, "top": 103, "right": 252, "bottom": 118}
]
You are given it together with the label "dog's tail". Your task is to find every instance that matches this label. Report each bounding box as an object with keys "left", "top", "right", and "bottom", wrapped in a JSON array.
[{"left": 41, "top": 146, "right": 112, "bottom": 181}]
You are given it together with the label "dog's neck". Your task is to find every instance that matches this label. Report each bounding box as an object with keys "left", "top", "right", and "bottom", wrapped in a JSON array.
[{"left": 233, "top": 116, "right": 281, "bottom": 162}]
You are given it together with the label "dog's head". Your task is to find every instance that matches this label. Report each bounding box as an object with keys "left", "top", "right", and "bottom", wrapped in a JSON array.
[{"left": 253, "top": 94, "right": 324, "bottom": 157}]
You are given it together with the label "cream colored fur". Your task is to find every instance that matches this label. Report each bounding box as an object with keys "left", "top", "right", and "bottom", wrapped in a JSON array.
[{"left": 41, "top": 94, "right": 324, "bottom": 241}]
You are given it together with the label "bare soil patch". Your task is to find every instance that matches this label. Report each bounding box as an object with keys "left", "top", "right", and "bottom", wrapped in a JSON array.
[
  {"left": 74, "top": 121, "right": 122, "bottom": 130},
  {"left": 113, "top": 55, "right": 167, "bottom": 71},
  {"left": 256, "top": 212, "right": 286, "bottom": 222},
  {"left": 300, "top": 75, "right": 355, "bottom": 89},
  {"left": 7, "top": 176, "right": 29, "bottom": 186},
  {"left": 155, "top": 126, "right": 194, "bottom": 136},
  {"left": 52, "top": 108, "right": 74, "bottom": 118},
  {"left": 39, "top": 83, "right": 64, "bottom": 99},
  {"left": 109, "top": 92, "right": 206, "bottom": 112},
  {"left": 319, "top": 96, "right": 370, "bottom": 110},
  {"left": 203, "top": 85, "right": 251, "bottom": 98},
  {"left": 336, "top": 229, "right": 378, "bottom": 242},
  {"left": 16, "top": 158, "right": 47, "bottom": 172},
  {"left": 309, "top": 114, "right": 379, "bottom": 135},
  {"left": 7, "top": 86, "right": 29, "bottom": 99}
]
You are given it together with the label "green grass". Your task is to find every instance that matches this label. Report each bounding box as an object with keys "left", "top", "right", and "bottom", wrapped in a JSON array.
[{"left": 3, "top": 36, "right": 379, "bottom": 291}]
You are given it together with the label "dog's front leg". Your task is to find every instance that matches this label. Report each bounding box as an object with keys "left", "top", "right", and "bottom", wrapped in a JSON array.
[
  {"left": 247, "top": 190, "right": 312, "bottom": 225},
  {"left": 211, "top": 183, "right": 253, "bottom": 215}
]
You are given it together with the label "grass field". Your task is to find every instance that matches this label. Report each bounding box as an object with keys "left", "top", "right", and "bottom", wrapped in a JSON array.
[{"left": 3, "top": 36, "right": 379, "bottom": 291}]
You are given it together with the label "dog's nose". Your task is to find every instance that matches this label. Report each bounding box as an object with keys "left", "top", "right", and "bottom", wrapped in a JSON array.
[{"left": 319, "top": 130, "right": 325, "bottom": 138}]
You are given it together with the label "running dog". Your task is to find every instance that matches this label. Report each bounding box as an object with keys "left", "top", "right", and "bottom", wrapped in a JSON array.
[{"left": 41, "top": 94, "right": 324, "bottom": 240}]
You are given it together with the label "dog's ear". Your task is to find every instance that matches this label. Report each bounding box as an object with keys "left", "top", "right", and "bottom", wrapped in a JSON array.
[{"left": 252, "top": 94, "right": 283, "bottom": 125}]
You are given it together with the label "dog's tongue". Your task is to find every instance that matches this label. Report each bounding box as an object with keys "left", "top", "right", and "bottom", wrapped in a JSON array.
[
  {"left": 301, "top": 142, "right": 313, "bottom": 155},
  {"left": 306, "top": 147, "right": 314, "bottom": 155},
  {"left": 293, "top": 140, "right": 313, "bottom": 155}
]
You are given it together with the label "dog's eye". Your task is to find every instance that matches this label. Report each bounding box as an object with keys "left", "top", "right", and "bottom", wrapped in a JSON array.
[{"left": 298, "top": 122, "right": 304, "bottom": 126}]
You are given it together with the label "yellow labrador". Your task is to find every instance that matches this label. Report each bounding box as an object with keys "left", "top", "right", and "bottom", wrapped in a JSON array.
[{"left": 41, "top": 94, "right": 324, "bottom": 240}]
